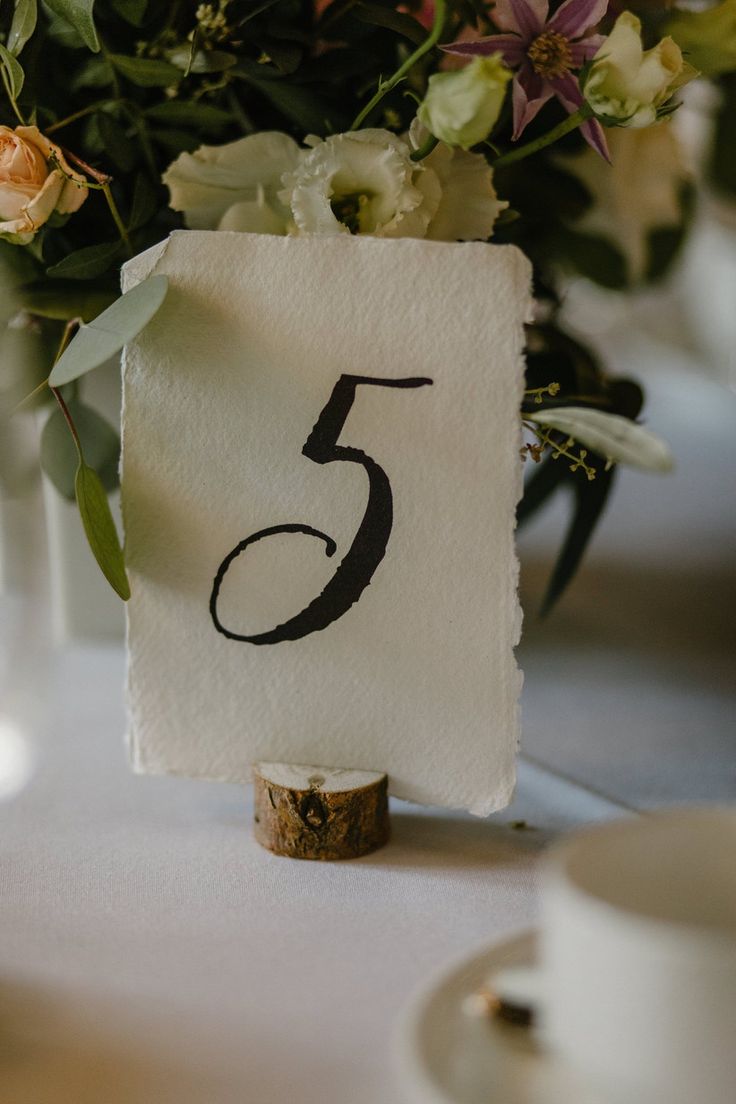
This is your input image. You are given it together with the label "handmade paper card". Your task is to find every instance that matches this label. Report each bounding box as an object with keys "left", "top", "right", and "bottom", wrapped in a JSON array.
[{"left": 121, "top": 231, "right": 531, "bottom": 814}]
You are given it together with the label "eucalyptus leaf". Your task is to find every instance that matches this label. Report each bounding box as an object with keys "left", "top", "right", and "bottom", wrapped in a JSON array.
[
  {"left": 41, "top": 399, "right": 120, "bottom": 500},
  {"left": 0, "top": 42, "right": 25, "bottom": 99},
  {"left": 43, "top": 0, "right": 99, "bottom": 52},
  {"left": 46, "top": 240, "right": 122, "bottom": 280},
  {"left": 530, "top": 407, "right": 674, "bottom": 473},
  {"left": 75, "top": 461, "right": 130, "bottom": 599},
  {"left": 49, "top": 274, "right": 168, "bottom": 386},
  {"left": 8, "top": 0, "right": 38, "bottom": 56},
  {"left": 109, "top": 53, "right": 181, "bottom": 86}
]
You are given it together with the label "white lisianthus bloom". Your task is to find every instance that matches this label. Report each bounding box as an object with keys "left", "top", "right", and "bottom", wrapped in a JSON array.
[
  {"left": 418, "top": 55, "right": 512, "bottom": 150},
  {"left": 165, "top": 127, "right": 506, "bottom": 242},
  {"left": 418, "top": 129, "right": 508, "bottom": 242},
  {"left": 280, "top": 129, "right": 440, "bottom": 238},
  {"left": 280, "top": 126, "right": 506, "bottom": 241},
  {"left": 584, "top": 13, "right": 686, "bottom": 128},
  {"left": 163, "top": 131, "right": 300, "bottom": 232}
]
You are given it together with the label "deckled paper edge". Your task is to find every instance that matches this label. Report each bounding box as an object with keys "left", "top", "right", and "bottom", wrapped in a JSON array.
[
  {"left": 468, "top": 243, "right": 532, "bottom": 817},
  {"left": 120, "top": 233, "right": 533, "bottom": 814},
  {"left": 120, "top": 236, "right": 173, "bottom": 772}
]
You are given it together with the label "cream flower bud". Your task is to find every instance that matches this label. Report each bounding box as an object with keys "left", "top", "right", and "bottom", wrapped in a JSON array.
[
  {"left": 417, "top": 55, "right": 512, "bottom": 150},
  {"left": 584, "top": 13, "right": 685, "bottom": 128}
]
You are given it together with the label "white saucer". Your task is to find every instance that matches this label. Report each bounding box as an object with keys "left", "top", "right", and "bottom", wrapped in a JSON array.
[{"left": 395, "top": 931, "right": 602, "bottom": 1104}]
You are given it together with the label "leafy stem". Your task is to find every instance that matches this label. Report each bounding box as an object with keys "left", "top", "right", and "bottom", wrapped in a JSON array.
[
  {"left": 410, "top": 132, "right": 439, "bottom": 162},
  {"left": 49, "top": 149, "right": 134, "bottom": 257},
  {"left": 51, "top": 385, "right": 83, "bottom": 461},
  {"left": 12, "top": 377, "right": 49, "bottom": 415},
  {"left": 494, "top": 104, "right": 594, "bottom": 168},
  {"left": 46, "top": 99, "right": 129, "bottom": 135},
  {"left": 524, "top": 382, "right": 560, "bottom": 404},
  {"left": 524, "top": 422, "right": 597, "bottom": 480},
  {"left": 102, "top": 182, "right": 133, "bottom": 257},
  {"left": 1, "top": 65, "right": 25, "bottom": 125},
  {"left": 48, "top": 319, "right": 84, "bottom": 457},
  {"left": 350, "top": 0, "right": 446, "bottom": 130}
]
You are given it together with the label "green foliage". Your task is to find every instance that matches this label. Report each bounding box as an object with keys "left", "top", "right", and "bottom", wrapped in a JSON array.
[
  {"left": 46, "top": 240, "right": 123, "bottom": 279},
  {"left": 110, "top": 0, "right": 147, "bottom": 26},
  {"left": 41, "top": 398, "right": 120, "bottom": 499},
  {"left": 109, "top": 54, "right": 182, "bottom": 86},
  {"left": 143, "top": 101, "right": 232, "bottom": 130},
  {"left": 16, "top": 281, "right": 118, "bottom": 321},
  {"left": 75, "top": 461, "right": 130, "bottom": 599},
  {"left": 0, "top": 0, "right": 715, "bottom": 606},
  {"left": 49, "top": 274, "right": 169, "bottom": 385},
  {"left": 0, "top": 41, "right": 25, "bottom": 99},
  {"left": 8, "top": 0, "right": 38, "bottom": 57},
  {"left": 519, "top": 325, "right": 645, "bottom": 614},
  {"left": 43, "top": 0, "right": 99, "bottom": 52}
]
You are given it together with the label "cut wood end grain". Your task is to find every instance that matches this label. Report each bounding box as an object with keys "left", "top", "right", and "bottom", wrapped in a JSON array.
[{"left": 252, "top": 762, "right": 390, "bottom": 861}]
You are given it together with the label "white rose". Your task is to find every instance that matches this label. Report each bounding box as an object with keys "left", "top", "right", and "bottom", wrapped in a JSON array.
[
  {"left": 0, "top": 126, "right": 88, "bottom": 244},
  {"left": 163, "top": 131, "right": 300, "bottom": 233},
  {"left": 584, "top": 13, "right": 685, "bottom": 128}
]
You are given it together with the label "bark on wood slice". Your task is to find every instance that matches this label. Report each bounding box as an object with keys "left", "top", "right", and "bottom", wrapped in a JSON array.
[{"left": 253, "top": 763, "right": 389, "bottom": 861}]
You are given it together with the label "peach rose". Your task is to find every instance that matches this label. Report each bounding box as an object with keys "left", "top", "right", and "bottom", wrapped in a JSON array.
[{"left": 0, "top": 126, "right": 88, "bottom": 243}]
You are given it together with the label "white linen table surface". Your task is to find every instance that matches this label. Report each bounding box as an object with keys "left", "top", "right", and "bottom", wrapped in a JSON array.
[{"left": 0, "top": 338, "right": 733, "bottom": 1103}]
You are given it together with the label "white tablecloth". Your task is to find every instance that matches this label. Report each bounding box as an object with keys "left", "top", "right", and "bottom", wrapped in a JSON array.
[{"left": 1, "top": 326, "right": 734, "bottom": 1103}]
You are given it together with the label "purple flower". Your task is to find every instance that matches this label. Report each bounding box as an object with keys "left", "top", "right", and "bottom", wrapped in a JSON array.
[{"left": 442, "top": 0, "right": 610, "bottom": 160}]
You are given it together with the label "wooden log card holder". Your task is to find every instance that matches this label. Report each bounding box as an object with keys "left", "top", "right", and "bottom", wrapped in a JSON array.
[{"left": 253, "top": 763, "right": 390, "bottom": 860}]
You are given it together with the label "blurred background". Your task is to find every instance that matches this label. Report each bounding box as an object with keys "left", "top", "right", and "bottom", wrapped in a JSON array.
[{"left": 0, "top": 61, "right": 734, "bottom": 1104}]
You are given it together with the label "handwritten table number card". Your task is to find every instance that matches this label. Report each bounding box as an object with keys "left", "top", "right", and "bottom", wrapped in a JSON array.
[{"left": 121, "top": 231, "right": 531, "bottom": 815}]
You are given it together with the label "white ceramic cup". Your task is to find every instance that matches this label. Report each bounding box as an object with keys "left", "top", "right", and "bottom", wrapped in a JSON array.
[{"left": 498, "top": 808, "right": 736, "bottom": 1104}]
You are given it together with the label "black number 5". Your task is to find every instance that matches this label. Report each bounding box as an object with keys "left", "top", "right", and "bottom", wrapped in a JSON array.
[{"left": 209, "top": 374, "right": 433, "bottom": 645}]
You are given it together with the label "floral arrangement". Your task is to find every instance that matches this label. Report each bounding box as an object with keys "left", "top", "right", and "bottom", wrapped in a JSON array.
[{"left": 1, "top": 0, "right": 734, "bottom": 609}]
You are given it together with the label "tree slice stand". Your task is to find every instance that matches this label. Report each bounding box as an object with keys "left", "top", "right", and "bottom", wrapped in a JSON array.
[{"left": 253, "top": 762, "right": 390, "bottom": 860}]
